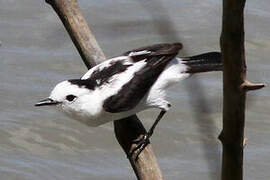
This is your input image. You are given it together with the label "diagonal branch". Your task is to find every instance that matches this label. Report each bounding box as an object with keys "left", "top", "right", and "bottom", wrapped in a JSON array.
[
  {"left": 45, "top": 0, "right": 105, "bottom": 68},
  {"left": 45, "top": 0, "right": 163, "bottom": 179}
]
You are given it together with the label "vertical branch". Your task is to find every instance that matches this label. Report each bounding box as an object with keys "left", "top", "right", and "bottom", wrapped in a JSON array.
[
  {"left": 219, "top": 0, "right": 247, "bottom": 179},
  {"left": 219, "top": 0, "right": 265, "bottom": 179},
  {"left": 45, "top": 0, "right": 163, "bottom": 179}
]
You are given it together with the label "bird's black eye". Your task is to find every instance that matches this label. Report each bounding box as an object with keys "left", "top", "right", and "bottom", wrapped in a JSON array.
[{"left": 66, "top": 95, "right": 77, "bottom": 102}]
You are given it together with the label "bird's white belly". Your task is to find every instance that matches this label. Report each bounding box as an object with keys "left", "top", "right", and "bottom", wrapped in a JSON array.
[{"left": 74, "top": 108, "right": 145, "bottom": 127}]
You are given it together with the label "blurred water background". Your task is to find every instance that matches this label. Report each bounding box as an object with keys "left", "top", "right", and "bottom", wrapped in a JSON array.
[{"left": 0, "top": 0, "right": 270, "bottom": 179}]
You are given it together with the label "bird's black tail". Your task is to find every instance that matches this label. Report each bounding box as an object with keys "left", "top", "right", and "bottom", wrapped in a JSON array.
[{"left": 182, "top": 52, "right": 222, "bottom": 73}]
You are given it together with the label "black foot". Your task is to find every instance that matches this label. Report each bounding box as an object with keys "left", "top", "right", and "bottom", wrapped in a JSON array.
[
  {"left": 128, "top": 133, "right": 151, "bottom": 160},
  {"left": 127, "top": 110, "right": 167, "bottom": 160}
]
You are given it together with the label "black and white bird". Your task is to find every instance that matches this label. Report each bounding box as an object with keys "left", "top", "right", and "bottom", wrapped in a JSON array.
[{"left": 36, "top": 43, "right": 222, "bottom": 153}]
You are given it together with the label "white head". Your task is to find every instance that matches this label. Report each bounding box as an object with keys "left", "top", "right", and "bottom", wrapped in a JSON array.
[{"left": 35, "top": 80, "right": 95, "bottom": 121}]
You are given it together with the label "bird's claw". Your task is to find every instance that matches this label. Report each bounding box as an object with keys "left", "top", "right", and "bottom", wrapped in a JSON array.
[{"left": 128, "top": 134, "right": 150, "bottom": 160}]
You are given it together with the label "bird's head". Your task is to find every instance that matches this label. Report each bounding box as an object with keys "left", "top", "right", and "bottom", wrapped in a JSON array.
[{"left": 35, "top": 80, "right": 91, "bottom": 118}]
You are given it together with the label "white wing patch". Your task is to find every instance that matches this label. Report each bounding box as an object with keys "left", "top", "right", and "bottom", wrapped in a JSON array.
[
  {"left": 128, "top": 50, "right": 151, "bottom": 56},
  {"left": 81, "top": 56, "right": 130, "bottom": 80},
  {"left": 79, "top": 55, "right": 148, "bottom": 102},
  {"left": 99, "top": 59, "right": 147, "bottom": 98}
]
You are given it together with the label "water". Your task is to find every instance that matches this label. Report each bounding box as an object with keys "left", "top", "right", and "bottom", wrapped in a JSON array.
[{"left": 0, "top": 0, "right": 269, "bottom": 179}]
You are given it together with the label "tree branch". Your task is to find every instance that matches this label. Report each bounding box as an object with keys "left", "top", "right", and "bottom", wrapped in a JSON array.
[
  {"left": 219, "top": 0, "right": 265, "bottom": 179},
  {"left": 46, "top": 0, "right": 105, "bottom": 68},
  {"left": 114, "top": 116, "right": 163, "bottom": 180},
  {"left": 45, "top": 0, "right": 163, "bottom": 179}
]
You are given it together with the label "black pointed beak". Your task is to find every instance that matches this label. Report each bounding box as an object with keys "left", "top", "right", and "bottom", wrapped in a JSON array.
[{"left": 35, "top": 98, "right": 60, "bottom": 107}]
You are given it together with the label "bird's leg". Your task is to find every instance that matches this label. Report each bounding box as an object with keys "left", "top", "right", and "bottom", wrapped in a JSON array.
[
  {"left": 147, "top": 110, "right": 166, "bottom": 137},
  {"left": 129, "top": 110, "right": 166, "bottom": 159}
]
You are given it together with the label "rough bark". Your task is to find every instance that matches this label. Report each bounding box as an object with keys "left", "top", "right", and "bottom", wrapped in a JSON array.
[
  {"left": 114, "top": 116, "right": 163, "bottom": 180},
  {"left": 45, "top": 0, "right": 163, "bottom": 179},
  {"left": 45, "top": 0, "right": 105, "bottom": 68},
  {"left": 219, "top": 0, "right": 265, "bottom": 179}
]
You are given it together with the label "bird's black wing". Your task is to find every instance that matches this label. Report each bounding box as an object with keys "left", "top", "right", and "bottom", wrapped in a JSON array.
[{"left": 103, "top": 43, "right": 182, "bottom": 113}]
